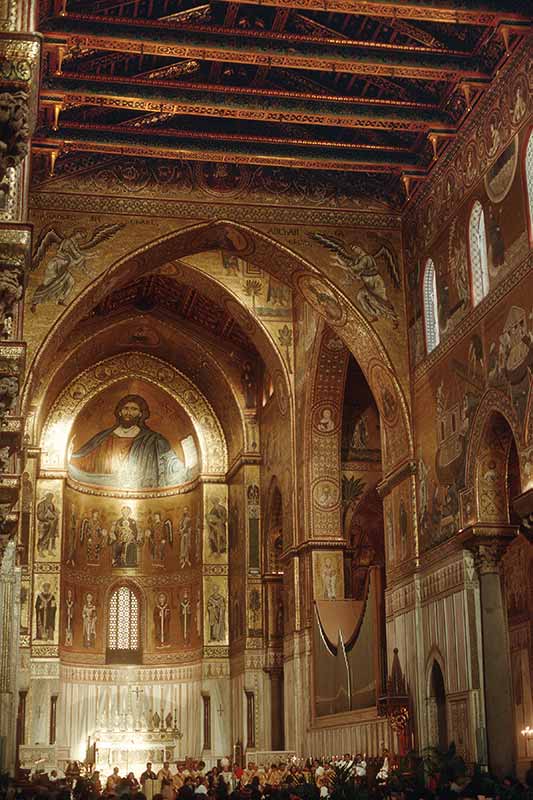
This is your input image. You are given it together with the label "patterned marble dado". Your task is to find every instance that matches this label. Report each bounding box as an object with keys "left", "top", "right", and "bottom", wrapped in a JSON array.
[{"left": 386, "top": 551, "right": 478, "bottom": 613}]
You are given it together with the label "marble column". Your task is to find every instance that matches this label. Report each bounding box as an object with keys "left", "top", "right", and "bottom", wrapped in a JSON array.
[
  {"left": 265, "top": 666, "right": 284, "bottom": 751},
  {"left": 465, "top": 527, "right": 517, "bottom": 779},
  {"left": 0, "top": 541, "right": 20, "bottom": 772}
]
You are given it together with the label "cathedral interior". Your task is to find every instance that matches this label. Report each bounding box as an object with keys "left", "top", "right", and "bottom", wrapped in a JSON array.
[{"left": 0, "top": 0, "right": 533, "bottom": 785}]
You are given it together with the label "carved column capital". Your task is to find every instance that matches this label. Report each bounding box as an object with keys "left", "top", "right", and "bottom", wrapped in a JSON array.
[
  {"left": 0, "top": 33, "right": 41, "bottom": 185},
  {"left": 462, "top": 524, "right": 518, "bottom": 575}
]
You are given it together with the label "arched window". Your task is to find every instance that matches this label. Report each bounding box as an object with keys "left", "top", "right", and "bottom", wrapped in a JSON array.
[
  {"left": 469, "top": 201, "right": 490, "bottom": 305},
  {"left": 423, "top": 259, "right": 440, "bottom": 354},
  {"left": 107, "top": 585, "right": 141, "bottom": 663},
  {"left": 526, "top": 130, "right": 533, "bottom": 243}
]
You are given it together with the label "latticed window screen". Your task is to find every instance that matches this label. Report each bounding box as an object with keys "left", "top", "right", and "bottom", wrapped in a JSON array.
[
  {"left": 526, "top": 131, "right": 533, "bottom": 237},
  {"left": 469, "top": 201, "right": 490, "bottom": 306},
  {"left": 423, "top": 259, "right": 440, "bottom": 354},
  {"left": 108, "top": 586, "right": 139, "bottom": 650}
]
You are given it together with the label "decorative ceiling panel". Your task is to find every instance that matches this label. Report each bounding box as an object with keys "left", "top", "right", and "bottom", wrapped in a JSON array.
[{"left": 32, "top": 0, "right": 531, "bottom": 206}]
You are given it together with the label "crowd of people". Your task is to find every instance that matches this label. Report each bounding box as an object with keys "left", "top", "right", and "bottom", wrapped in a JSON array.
[
  {"left": 92, "top": 755, "right": 375, "bottom": 800},
  {"left": 1, "top": 752, "right": 533, "bottom": 800}
]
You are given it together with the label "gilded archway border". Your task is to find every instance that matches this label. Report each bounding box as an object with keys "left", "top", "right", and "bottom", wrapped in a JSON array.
[
  {"left": 34, "top": 312, "right": 247, "bottom": 464},
  {"left": 40, "top": 351, "right": 228, "bottom": 477},
  {"left": 24, "top": 220, "right": 413, "bottom": 473},
  {"left": 306, "top": 326, "right": 350, "bottom": 539}
]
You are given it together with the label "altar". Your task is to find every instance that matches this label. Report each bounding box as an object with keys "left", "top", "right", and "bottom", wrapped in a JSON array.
[{"left": 94, "top": 730, "right": 179, "bottom": 777}]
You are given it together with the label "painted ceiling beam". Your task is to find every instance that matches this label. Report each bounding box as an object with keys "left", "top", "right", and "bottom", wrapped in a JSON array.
[
  {"left": 32, "top": 126, "right": 425, "bottom": 173},
  {"left": 42, "top": 14, "right": 490, "bottom": 82},
  {"left": 214, "top": 0, "right": 531, "bottom": 27},
  {"left": 41, "top": 74, "right": 456, "bottom": 133}
]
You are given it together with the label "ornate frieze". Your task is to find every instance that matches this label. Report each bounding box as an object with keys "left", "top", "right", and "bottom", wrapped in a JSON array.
[
  {"left": 418, "top": 558, "right": 469, "bottom": 603},
  {"left": 202, "top": 657, "right": 230, "bottom": 677},
  {"left": 30, "top": 659, "right": 60, "bottom": 679},
  {"left": 385, "top": 580, "right": 416, "bottom": 618},
  {"left": 60, "top": 662, "right": 201, "bottom": 683},
  {"left": 29, "top": 189, "right": 401, "bottom": 230},
  {"left": 31, "top": 644, "right": 58, "bottom": 658}
]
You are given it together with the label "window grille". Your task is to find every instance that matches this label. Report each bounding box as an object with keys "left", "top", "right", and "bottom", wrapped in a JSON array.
[
  {"left": 423, "top": 259, "right": 440, "bottom": 353},
  {"left": 107, "top": 586, "right": 140, "bottom": 660},
  {"left": 526, "top": 131, "right": 533, "bottom": 241},
  {"left": 469, "top": 202, "right": 490, "bottom": 305}
]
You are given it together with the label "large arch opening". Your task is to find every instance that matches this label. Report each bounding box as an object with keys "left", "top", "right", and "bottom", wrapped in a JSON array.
[
  {"left": 308, "top": 346, "right": 390, "bottom": 744},
  {"left": 428, "top": 659, "right": 448, "bottom": 752},
  {"left": 19, "top": 221, "right": 412, "bottom": 766},
  {"left": 26, "top": 248, "right": 271, "bottom": 768}
]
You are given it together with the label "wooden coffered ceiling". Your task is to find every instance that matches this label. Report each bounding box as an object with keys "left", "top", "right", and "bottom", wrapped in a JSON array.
[
  {"left": 84, "top": 273, "right": 259, "bottom": 358},
  {"left": 32, "top": 0, "right": 531, "bottom": 207}
]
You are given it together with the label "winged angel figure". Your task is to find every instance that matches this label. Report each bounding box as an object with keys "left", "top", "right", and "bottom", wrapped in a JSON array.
[
  {"left": 310, "top": 233, "right": 400, "bottom": 325},
  {"left": 30, "top": 223, "right": 123, "bottom": 311}
]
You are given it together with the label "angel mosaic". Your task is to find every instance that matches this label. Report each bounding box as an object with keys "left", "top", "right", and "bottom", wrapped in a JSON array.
[
  {"left": 30, "top": 223, "right": 123, "bottom": 310},
  {"left": 310, "top": 233, "right": 400, "bottom": 325}
]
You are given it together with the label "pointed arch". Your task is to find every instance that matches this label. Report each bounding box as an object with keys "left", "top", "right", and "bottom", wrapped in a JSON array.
[
  {"left": 264, "top": 476, "right": 284, "bottom": 573},
  {"left": 425, "top": 645, "right": 447, "bottom": 693},
  {"left": 23, "top": 220, "right": 413, "bottom": 474},
  {"left": 464, "top": 390, "right": 522, "bottom": 524},
  {"left": 464, "top": 388, "right": 522, "bottom": 500}
]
